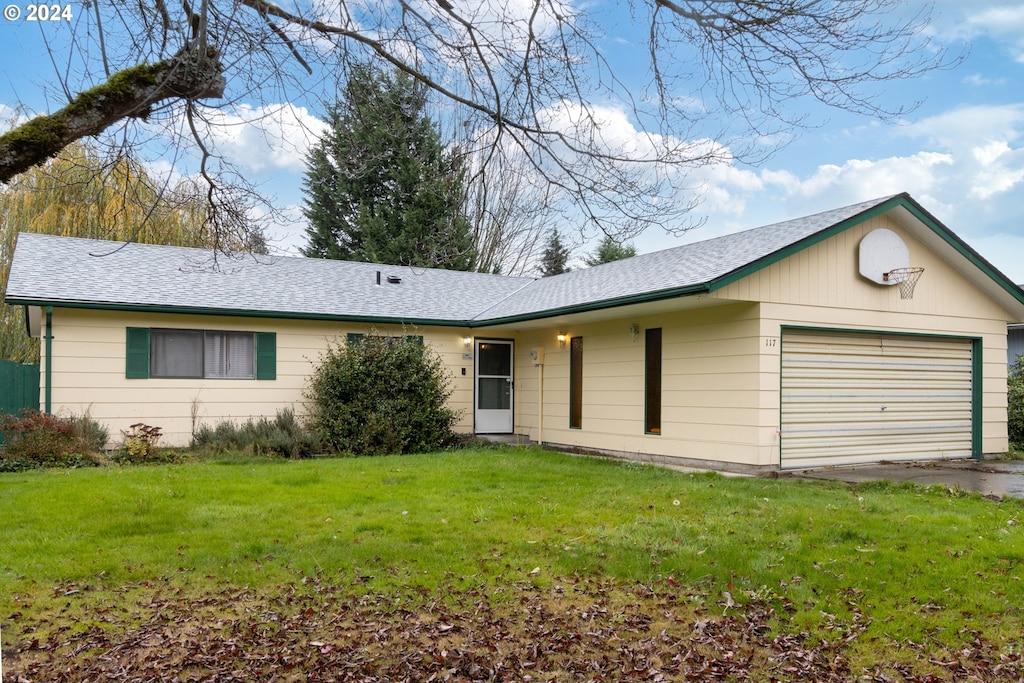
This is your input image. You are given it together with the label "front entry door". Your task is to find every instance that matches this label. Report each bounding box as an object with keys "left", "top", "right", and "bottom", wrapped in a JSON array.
[{"left": 475, "top": 340, "right": 513, "bottom": 433}]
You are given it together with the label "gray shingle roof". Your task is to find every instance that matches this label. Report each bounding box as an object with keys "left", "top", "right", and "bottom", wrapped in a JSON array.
[
  {"left": 4, "top": 234, "right": 536, "bottom": 324},
  {"left": 475, "top": 195, "right": 897, "bottom": 321},
  {"left": 5, "top": 195, "right": 899, "bottom": 325}
]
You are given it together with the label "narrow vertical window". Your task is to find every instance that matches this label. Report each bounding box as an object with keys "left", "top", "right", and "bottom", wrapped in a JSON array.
[
  {"left": 570, "top": 336, "right": 583, "bottom": 429},
  {"left": 645, "top": 328, "right": 662, "bottom": 434}
]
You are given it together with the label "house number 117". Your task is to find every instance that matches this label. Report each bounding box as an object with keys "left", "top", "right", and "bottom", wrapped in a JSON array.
[{"left": 764, "top": 338, "right": 778, "bottom": 348}]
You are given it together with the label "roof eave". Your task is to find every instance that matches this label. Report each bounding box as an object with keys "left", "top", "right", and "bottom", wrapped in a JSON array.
[
  {"left": 702, "top": 193, "right": 1024, "bottom": 319},
  {"left": 3, "top": 297, "right": 474, "bottom": 329},
  {"left": 896, "top": 197, "right": 1024, "bottom": 313},
  {"left": 705, "top": 194, "right": 909, "bottom": 294},
  {"left": 470, "top": 283, "right": 712, "bottom": 327}
]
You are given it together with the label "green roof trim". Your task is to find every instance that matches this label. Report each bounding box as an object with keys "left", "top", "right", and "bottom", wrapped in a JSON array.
[
  {"left": 898, "top": 197, "right": 1024, "bottom": 305},
  {"left": 7, "top": 195, "right": 1022, "bottom": 327},
  {"left": 3, "top": 298, "right": 474, "bottom": 328},
  {"left": 704, "top": 192, "right": 1024, "bottom": 307},
  {"left": 469, "top": 283, "right": 711, "bottom": 327},
  {"left": 706, "top": 195, "right": 906, "bottom": 293}
]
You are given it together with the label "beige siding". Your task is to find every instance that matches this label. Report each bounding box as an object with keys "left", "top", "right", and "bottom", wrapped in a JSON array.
[
  {"left": 46, "top": 309, "right": 474, "bottom": 447},
  {"left": 713, "top": 215, "right": 1011, "bottom": 461},
  {"left": 712, "top": 214, "right": 1013, "bottom": 321},
  {"left": 498, "top": 302, "right": 768, "bottom": 468},
  {"left": 37, "top": 213, "right": 1016, "bottom": 467},
  {"left": 504, "top": 215, "right": 1013, "bottom": 469}
]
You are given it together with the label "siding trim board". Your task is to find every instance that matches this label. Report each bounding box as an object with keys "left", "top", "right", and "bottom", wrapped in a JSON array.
[{"left": 779, "top": 326, "right": 978, "bottom": 470}]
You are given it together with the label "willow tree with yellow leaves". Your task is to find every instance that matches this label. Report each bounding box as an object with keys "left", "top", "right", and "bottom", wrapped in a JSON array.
[{"left": 0, "top": 142, "right": 262, "bottom": 362}]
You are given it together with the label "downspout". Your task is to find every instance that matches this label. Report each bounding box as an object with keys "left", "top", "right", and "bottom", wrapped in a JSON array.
[
  {"left": 537, "top": 362, "right": 544, "bottom": 445},
  {"left": 44, "top": 306, "right": 52, "bottom": 414}
]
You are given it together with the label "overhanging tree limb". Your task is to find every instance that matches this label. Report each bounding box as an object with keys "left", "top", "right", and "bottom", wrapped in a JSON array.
[{"left": 0, "top": 47, "right": 225, "bottom": 183}]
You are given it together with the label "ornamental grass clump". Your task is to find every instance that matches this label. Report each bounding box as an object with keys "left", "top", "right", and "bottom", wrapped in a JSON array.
[
  {"left": 306, "top": 333, "right": 459, "bottom": 455},
  {"left": 192, "top": 408, "right": 322, "bottom": 458}
]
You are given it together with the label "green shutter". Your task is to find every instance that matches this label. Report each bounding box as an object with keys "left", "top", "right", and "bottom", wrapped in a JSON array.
[
  {"left": 255, "top": 332, "right": 276, "bottom": 380},
  {"left": 126, "top": 327, "right": 150, "bottom": 379}
]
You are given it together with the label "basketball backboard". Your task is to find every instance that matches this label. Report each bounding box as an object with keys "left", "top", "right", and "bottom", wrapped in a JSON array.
[{"left": 859, "top": 228, "right": 909, "bottom": 285}]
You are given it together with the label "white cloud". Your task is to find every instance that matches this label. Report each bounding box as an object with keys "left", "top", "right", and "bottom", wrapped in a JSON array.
[
  {"left": 200, "top": 103, "right": 328, "bottom": 175},
  {"left": 901, "top": 104, "right": 1024, "bottom": 148},
  {"left": 0, "top": 104, "right": 29, "bottom": 132},
  {"left": 966, "top": 5, "right": 1024, "bottom": 36},
  {"left": 260, "top": 203, "right": 309, "bottom": 256},
  {"left": 898, "top": 104, "right": 1024, "bottom": 200},
  {"left": 963, "top": 73, "right": 1006, "bottom": 86}
]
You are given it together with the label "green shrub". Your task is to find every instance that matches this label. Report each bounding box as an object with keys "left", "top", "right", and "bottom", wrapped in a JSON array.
[
  {"left": 192, "top": 408, "right": 322, "bottom": 458},
  {"left": 0, "top": 409, "right": 107, "bottom": 471},
  {"left": 1009, "top": 355, "right": 1024, "bottom": 449},
  {"left": 306, "top": 333, "right": 459, "bottom": 455}
]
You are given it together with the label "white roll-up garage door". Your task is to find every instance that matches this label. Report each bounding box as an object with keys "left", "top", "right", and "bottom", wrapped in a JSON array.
[{"left": 780, "top": 329, "right": 974, "bottom": 470}]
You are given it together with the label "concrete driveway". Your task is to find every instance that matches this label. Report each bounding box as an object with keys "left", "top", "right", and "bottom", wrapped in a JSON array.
[{"left": 785, "top": 458, "right": 1024, "bottom": 499}]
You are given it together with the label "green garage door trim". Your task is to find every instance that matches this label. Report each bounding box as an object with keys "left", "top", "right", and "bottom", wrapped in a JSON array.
[{"left": 780, "top": 327, "right": 977, "bottom": 470}]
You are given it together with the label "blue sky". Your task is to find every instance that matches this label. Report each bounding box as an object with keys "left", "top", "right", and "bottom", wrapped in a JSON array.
[{"left": 1, "top": 1, "right": 1023, "bottom": 282}]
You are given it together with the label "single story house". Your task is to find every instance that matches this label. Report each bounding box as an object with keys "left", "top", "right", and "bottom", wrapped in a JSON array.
[{"left": 6, "top": 192, "right": 1024, "bottom": 472}]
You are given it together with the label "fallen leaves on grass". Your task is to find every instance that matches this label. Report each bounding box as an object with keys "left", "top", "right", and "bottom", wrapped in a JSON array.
[{"left": 5, "top": 576, "right": 1021, "bottom": 682}]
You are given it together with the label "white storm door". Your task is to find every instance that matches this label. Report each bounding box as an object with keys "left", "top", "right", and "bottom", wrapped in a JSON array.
[{"left": 475, "top": 340, "right": 513, "bottom": 433}]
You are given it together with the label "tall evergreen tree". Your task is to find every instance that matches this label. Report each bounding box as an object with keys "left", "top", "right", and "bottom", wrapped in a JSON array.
[
  {"left": 302, "top": 65, "right": 474, "bottom": 270},
  {"left": 584, "top": 236, "right": 637, "bottom": 266},
  {"left": 539, "top": 229, "right": 571, "bottom": 277}
]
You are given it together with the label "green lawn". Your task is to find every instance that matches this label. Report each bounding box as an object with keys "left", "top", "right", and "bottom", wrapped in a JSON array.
[{"left": 2, "top": 446, "right": 1023, "bottom": 680}]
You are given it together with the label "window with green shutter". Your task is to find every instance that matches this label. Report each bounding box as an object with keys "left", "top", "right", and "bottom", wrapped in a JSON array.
[
  {"left": 255, "top": 332, "right": 276, "bottom": 380},
  {"left": 126, "top": 327, "right": 276, "bottom": 380},
  {"left": 126, "top": 327, "right": 151, "bottom": 379}
]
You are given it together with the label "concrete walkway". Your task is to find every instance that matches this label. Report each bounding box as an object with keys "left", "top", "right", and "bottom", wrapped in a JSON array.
[{"left": 786, "top": 458, "right": 1024, "bottom": 499}]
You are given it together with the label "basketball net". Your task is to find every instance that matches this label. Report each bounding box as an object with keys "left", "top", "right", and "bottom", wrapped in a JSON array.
[{"left": 884, "top": 267, "right": 925, "bottom": 300}]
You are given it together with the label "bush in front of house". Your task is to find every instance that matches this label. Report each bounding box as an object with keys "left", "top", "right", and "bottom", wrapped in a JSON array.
[
  {"left": 0, "top": 409, "right": 109, "bottom": 471},
  {"left": 192, "top": 408, "right": 323, "bottom": 459},
  {"left": 306, "top": 333, "right": 459, "bottom": 455},
  {"left": 1009, "top": 355, "right": 1024, "bottom": 450}
]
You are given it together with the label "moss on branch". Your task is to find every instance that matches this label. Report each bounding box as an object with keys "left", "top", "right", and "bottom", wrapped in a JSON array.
[{"left": 0, "top": 49, "right": 224, "bottom": 183}]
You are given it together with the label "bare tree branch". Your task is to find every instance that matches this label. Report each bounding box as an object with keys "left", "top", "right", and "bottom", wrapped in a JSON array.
[
  {"left": 0, "top": 0, "right": 962, "bottom": 252},
  {"left": 0, "top": 46, "right": 225, "bottom": 182}
]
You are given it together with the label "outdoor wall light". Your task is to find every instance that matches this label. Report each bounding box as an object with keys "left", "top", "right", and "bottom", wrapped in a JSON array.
[
  {"left": 630, "top": 323, "right": 640, "bottom": 343},
  {"left": 463, "top": 336, "right": 472, "bottom": 349},
  {"left": 557, "top": 333, "right": 567, "bottom": 348}
]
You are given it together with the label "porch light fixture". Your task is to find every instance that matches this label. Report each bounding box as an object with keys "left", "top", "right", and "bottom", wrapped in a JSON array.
[
  {"left": 557, "top": 333, "right": 567, "bottom": 348},
  {"left": 463, "top": 336, "right": 472, "bottom": 349},
  {"left": 630, "top": 324, "right": 640, "bottom": 343}
]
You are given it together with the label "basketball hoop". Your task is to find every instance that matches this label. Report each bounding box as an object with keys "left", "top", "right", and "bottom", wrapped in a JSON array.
[{"left": 884, "top": 267, "right": 924, "bottom": 300}]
